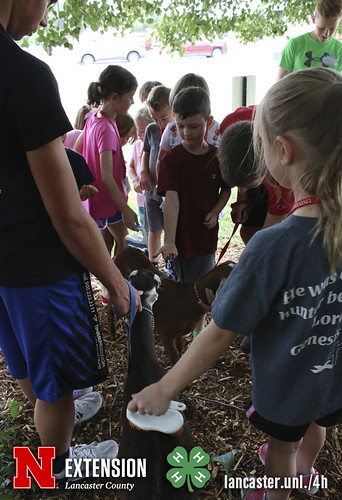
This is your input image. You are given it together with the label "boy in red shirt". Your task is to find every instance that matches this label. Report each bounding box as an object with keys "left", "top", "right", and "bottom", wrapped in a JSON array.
[{"left": 156, "top": 87, "right": 230, "bottom": 283}]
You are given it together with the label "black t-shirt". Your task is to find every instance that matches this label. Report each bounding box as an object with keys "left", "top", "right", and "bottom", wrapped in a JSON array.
[
  {"left": 0, "top": 24, "right": 84, "bottom": 286},
  {"left": 65, "top": 148, "right": 94, "bottom": 189}
]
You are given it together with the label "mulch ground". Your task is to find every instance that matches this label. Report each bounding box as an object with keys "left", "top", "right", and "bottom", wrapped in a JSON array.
[{"left": 1, "top": 242, "right": 342, "bottom": 499}]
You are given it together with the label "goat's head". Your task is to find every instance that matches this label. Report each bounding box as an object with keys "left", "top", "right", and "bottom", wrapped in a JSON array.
[{"left": 129, "top": 269, "right": 161, "bottom": 309}]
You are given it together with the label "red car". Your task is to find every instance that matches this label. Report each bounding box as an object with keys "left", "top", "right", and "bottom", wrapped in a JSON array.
[{"left": 183, "top": 39, "right": 227, "bottom": 57}]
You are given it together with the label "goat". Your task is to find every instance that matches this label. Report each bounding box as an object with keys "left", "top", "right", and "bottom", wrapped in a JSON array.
[
  {"left": 115, "top": 246, "right": 165, "bottom": 279},
  {"left": 117, "top": 268, "right": 197, "bottom": 499},
  {"left": 113, "top": 247, "right": 236, "bottom": 365},
  {"left": 154, "top": 262, "right": 235, "bottom": 364}
]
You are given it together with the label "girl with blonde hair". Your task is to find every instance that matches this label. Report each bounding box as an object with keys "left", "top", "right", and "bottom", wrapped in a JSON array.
[{"left": 128, "top": 68, "right": 342, "bottom": 500}]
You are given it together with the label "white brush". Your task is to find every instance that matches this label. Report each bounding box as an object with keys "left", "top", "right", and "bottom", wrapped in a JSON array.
[{"left": 126, "top": 401, "right": 186, "bottom": 435}]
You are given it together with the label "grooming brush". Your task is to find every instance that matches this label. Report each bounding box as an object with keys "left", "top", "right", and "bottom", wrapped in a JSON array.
[{"left": 126, "top": 400, "right": 186, "bottom": 435}]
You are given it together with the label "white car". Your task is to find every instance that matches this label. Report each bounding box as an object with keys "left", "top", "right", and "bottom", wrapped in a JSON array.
[{"left": 78, "top": 31, "right": 147, "bottom": 64}]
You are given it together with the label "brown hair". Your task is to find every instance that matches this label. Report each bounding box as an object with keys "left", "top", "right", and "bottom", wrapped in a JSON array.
[
  {"left": 218, "top": 121, "right": 259, "bottom": 187},
  {"left": 115, "top": 113, "right": 137, "bottom": 144},
  {"left": 146, "top": 85, "right": 171, "bottom": 112},
  {"left": 139, "top": 81, "right": 163, "bottom": 103},
  {"left": 169, "top": 73, "right": 210, "bottom": 107},
  {"left": 172, "top": 86, "right": 211, "bottom": 120},
  {"left": 74, "top": 105, "right": 90, "bottom": 130},
  {"left": 316, "top": 0, "right": 342, "bottom": 18},
  {"left": 87, "top": 65, "right": 137, "bottom": 107}
]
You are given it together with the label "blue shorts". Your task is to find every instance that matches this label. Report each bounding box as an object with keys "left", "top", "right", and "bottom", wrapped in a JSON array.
[
  {"left": 95, "top": 212, "right": 123, "bottom": 230},
  {"left": 0, "top": 272, "right": 107, "bottom": 402}
]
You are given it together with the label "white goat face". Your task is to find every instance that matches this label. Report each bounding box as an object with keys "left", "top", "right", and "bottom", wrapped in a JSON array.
[{"left": 129, "top": 270, "right": 161, "bottom": 308}]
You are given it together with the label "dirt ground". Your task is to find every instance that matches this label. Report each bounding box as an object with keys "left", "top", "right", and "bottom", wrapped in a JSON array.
[{"left": 1, "top": 243, "right": 342, "bottom": 500}]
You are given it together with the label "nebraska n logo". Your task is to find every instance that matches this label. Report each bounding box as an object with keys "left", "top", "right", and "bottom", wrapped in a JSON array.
[{"left": 13, "top": 446, "right": 56, "bottom": 489}]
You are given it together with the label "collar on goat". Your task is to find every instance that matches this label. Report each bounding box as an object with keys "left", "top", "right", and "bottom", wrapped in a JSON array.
[
  {"left": 142, "top": 305, "right": 155, "bottom": 329},
  {"left": 193, "top": 282, "right": 209, "bottom": 305}
]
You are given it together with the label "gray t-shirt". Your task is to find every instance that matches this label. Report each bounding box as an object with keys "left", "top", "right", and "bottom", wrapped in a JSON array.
[
  {"left": 212, "top": 215, "right": 342, "bottom": 426},
  {"left": 143, "top": 122, "right": 162, "bottom": 201}
]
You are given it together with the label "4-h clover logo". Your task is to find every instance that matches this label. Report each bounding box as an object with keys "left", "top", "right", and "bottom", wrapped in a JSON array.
[{"left": 166, "top": 446, "right": 211, "bottom": 492}]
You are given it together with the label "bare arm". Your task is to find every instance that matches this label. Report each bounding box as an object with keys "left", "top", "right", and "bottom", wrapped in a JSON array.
[
  {"left": 128, "top": 319, "right": 236, "bottom": 415},
  {"left": 156, "top": 148, "right": 167, "bottom": 179},
  {"left": 277, "top": 67, "right": 289, "bottom": 80},
  {"left": 127, "top": 158, "right": 142, "bottom": 194},
  {"left": 203, "top": 187, "right": 231, "bottom": 229},
  {"left": 154, "top": 190, "right": 179, "bottom": 259},
  {"left": 74, "top": 131, "right": 84, "bottom": 154},
  {"left": 139, "top": 151, "right": 153, "bottom": 191},
  {"left": 26, "top": 138, "right": 141, "bottom": 315},
  {"left": 100, "top": 150, "right": 138, "bottom": 231}
]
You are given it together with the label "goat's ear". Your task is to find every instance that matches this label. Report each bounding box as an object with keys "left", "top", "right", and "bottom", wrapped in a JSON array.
[{"left": 129, "top": 270, "right": 138, "bottom": 279}]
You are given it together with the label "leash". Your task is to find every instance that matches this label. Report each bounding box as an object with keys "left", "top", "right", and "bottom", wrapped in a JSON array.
[
  {"left": 215, "top": 223, "right": 239, "bottom": 267},
  {"left": 113, "top": 279, "right": 136, "bottom": 370}
]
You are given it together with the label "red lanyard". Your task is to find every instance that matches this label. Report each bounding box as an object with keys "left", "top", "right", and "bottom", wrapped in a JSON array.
[{"left": 287, "top": 196, "right": 321, "bottom": 216}]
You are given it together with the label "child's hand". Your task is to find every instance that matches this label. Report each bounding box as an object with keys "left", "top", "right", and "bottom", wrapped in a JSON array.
[
  {"left": 133, "top": 179, "right": 143, "bottom": 194},
  {"left": 198, "top": 288, "right": 215, "bottom": 313},
  {"left": 203, "top": 211, "right": 218, "bottom": 229},
  {"left": 122, "top": 206, "right": 139, "bottom": 231},
  {"left": 154, "top": 243, "right": 178, "bottom": 260},
  {"left": 231, "top": 201, "right": 250, "bottom": 224},
  {"left": 127, "top": 382, "right": 171, "bottom": 416},
  {"left": 139, "top": 171, "right": 153, "bottom": 191},
  {"left": 79, "top": 184, "right": 99, "bottom": 201}
]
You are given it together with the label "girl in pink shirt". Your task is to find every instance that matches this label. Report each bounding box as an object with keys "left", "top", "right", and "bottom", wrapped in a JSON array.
[{"left": 82, "top": 65, "right": 139, "bottom": 303}]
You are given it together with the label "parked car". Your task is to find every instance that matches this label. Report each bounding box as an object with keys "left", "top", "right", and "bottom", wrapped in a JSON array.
[
  {"left": 78, "top": 31, "right": 147, "bottom": 64},
  {"left": 157, "top": 38, "right": 228, "bottom": 58},
  {"left": 183, "top": 39, "right": 227, "bottom": 57}
]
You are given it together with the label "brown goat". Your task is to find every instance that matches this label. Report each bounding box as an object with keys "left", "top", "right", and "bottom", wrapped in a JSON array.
[
  {"left": 113, "top": 248, "right": 235, "bottom": 365},
  {"left": 117, "top": 269, "right": 198, "bottom": 499}
]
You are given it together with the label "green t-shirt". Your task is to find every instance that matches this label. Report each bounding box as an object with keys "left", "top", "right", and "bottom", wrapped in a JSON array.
[{"left": 280, "top": 32, "right": 342, "bottom": 73}]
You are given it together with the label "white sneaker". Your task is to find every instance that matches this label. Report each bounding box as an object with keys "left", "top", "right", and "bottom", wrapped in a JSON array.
[
  {"left": 73, "top": 386, "right": 93, "bottom": 400},
  {"left": 74, "top": 392, "right": 102, "bottom": 425},
  {"left": 125, "top": 233, "right": 148, "bottom": 248},
  {"left": 55, "top": 440, "right": 118, "bottom": 483}
]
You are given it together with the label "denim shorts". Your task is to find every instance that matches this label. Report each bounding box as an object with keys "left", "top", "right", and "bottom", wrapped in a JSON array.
[{"left": 0, "top": 272, "right": 107, "bottom": 402}]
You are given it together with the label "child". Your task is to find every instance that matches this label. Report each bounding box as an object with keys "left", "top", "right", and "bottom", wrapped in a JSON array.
[
  {"left": 127, "top": 108, "right": 154, "bottom": 242},
  {"left": 156, "top": 87, "right": 230, "bottom": 283},
  {"left": 139, "top": 80, "right": 163, "bottom": 103},
  {"left": 278, "top": 0, "right": 342, "bottom": 79},
  {"left": 0, "top": 0, "right": 141, "bottom": 486},
  {"left": 129, "top": 67, "right": 342, "bottom": 500},
  {"left": 115, "top": 113, "right": 137, "bottom": 147},
  {"left": 81, "top": 66, "right": 139, "bottom": 303},
  {"left": 101, "top": 113, "right": 137, "bottom": 259},
  {"left": 140, "top": 85, "right": 174, "bottom": 265},
  {"left": 64, "top": 104, "right": 91, "bottom": 148},
  {"left": 158, "top": 73, "right": 221, "bottom": 166},
  {"left": 218, "top": 110, "right": 294, "bottom": 244},
  {"left": 157, "top": 73, "right": 222, "bottom": 279}
]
